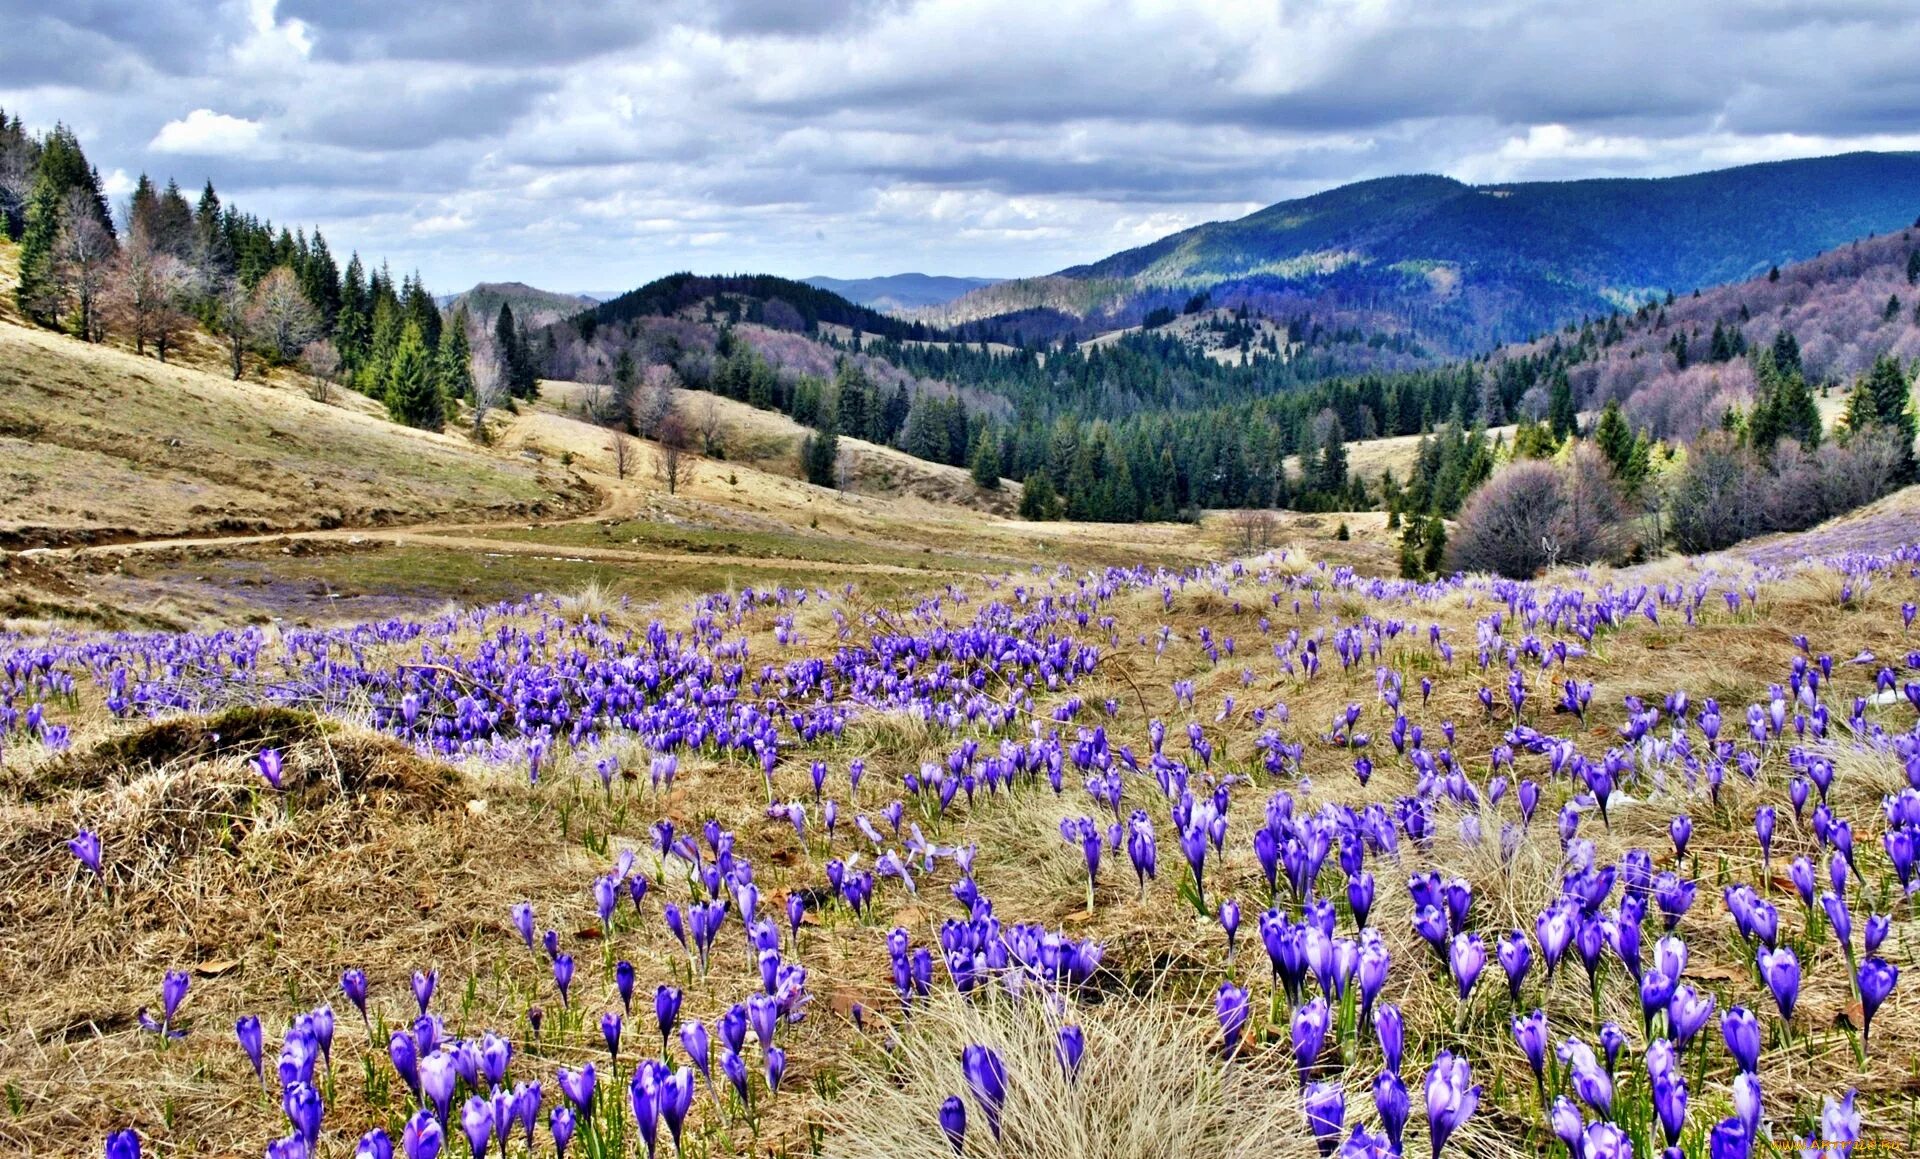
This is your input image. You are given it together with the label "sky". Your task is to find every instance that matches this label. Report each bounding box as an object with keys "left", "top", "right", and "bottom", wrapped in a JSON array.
[{"left": 8, "top": 0, "right": 1920, "bottom": 295}]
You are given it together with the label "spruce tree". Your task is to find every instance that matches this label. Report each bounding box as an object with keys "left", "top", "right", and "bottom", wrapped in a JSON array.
[
  {"left": 14, "top": 170, "right": 61, "bottom": 323},
  {"left": 1018, "top": 472, "right": 1058, "bottom": 520},
  {"left": 385, "top": 322, "right": 443, "bottom": 430},
  {"left": 1547, "top": 372, "right": 1578, "bottom": 440},
  {"left": 969, "top": 428, "right": 1002, "bottom": 489},
  {"left": 437, "top": 312, "right": 473, "bottom": 403}
]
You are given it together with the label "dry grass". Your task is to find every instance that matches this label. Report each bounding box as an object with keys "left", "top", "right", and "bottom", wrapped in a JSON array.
[
  {"left": 823, "top": 991, "right": 1319, "bottom": 1159},
  {"left": 0, "top": 318, "right": 591, "bottom": 548}
]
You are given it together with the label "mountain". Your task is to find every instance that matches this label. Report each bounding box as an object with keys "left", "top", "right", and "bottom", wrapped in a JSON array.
[
  {"left": 584, "top": 272, "right": 942, "bottom": 340},
  {"left": 442, "top": 282, "right": 599, "bottom": 329},
  {"left": 802, "top": 273, "right": 1002, "bottom": 313},
  {"left": 935, "top": 152, "right": 1920, "bottom": 357},
  {"left": 1499, "top": 223, "right": 1920, "bottom": 442}
]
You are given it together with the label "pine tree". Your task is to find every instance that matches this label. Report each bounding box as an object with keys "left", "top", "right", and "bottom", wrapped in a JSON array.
[
  {"left": 14, "top": 169, "right": 61, "bottom": 323},
  {"left": 1547, "top": 372, "right": 1578, "bottom": 440},
  {"left": 437, "top": 311, "right": 473, "bottom": 403},
  {"left": 969, "top": 427, "right": 1002, "bottom": 489},
  {"left": 385, "top": 322, "right": 443, "bottom": 430},
  {"left": 1847, "top": 354, "right": 1918, "bottom": 482},
  {"left": 801, "top": 423, "right": 839, "bottom": 487},
  {"left": 1018, "top": 472, "right": 1058, "bottom": 520},
  {"left": 1594, "top": 399, "right": 1635, "bottom": 476}
]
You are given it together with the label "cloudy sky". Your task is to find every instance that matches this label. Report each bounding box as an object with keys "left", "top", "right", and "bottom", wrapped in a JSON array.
[{"left": 8, "top": 0, "right": 1920, "bottom": 294}]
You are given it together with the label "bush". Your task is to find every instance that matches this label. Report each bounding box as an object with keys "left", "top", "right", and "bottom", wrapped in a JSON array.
[
  {"left": 1447, "top": 449, "right": 1626, "bottom": 577},
  {"left": 1667, "top": 429, "right": 1905, "bottom": 553}
]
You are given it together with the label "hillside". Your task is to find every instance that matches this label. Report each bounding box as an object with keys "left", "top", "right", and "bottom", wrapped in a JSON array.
[
  {"left": 0, "top": 315, "right": 592, "bottom": 549},
  {"left": 1504, "top": 227, "right": 1920, "bottom": 439},
  {"left": 935, "top": 152, "right": 1920, "bottom": 357},
  {"left": 441, "top": 282, "right": 598, "bottom": 329},
  {"left": 802, "top": 273, "right": 1001, "bottom": 312}
]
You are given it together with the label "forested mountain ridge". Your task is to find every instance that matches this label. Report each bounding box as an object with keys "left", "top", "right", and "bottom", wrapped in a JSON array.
[
  {"left": 931, "top": 152, "right": 1920, "bottom": 359},
  {"left": 802, "top": 273, "right": 1000, "bottom": 312}
]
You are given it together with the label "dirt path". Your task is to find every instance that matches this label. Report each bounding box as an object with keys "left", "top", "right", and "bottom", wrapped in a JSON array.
[{"left": 15, "top": 478, "right": 974, "bottom": 581}]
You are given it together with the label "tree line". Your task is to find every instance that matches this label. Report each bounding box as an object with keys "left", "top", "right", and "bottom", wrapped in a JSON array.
[{"left": 0, "top": 109, "right": 534, "bottom": 433}]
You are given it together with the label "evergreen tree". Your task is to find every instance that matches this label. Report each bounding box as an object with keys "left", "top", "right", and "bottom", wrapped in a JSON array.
[
  {"left": 385, "top": 322, "right": 443, "bottom": 430},
  {"left": 1594, "top": 399, "right": 1635, "bottom": 475},
  {"left": 969, "top": 427, "right": 1002, "bottom": 489},
  {"left": 13, "top": 168, "right": 61, "bottom": 323},
  {"left": 1018, "top": 472, "right": 1058, "bottom": 520},
  {"left": 437, "top": 310, "right": 473, "bottom": 403},
  {"left": 1547, "top": 371, "right": 1578, "bottom": 440},
  {"left": 1848, "top": 354, "right": 1918, "bottom": 481},
  {"left": 801, "top": 422, "right": 840, "bottom": 487}
]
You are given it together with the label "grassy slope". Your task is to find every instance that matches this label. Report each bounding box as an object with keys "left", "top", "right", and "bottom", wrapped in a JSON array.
[{"left": 0, "top": 272, "right": 592, "bottom": 548}]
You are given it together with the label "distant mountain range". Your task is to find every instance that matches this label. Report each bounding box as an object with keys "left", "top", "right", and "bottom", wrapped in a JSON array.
[
  {"left": 932, "top": 151, "right": 1920, "bottom": 355},
  {"left": 802, "top": 273, "right": 1002, "bottom": 312}
]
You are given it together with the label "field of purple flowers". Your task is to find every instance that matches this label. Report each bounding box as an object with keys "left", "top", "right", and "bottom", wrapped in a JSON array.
[{"left": 5, "top": 541, "right": 1920, "bottom": 1159}]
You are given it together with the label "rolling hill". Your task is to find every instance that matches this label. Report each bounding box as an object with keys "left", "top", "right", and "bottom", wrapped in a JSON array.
[
  {"left": 441, "top": 282, "right": 599, "bottom": 328},
  {"left": 802, "top": 273, "right": 1001, "bottom": 313},
  {"left": 933, "top": 152, "right": 1920, "bottom": 356}
]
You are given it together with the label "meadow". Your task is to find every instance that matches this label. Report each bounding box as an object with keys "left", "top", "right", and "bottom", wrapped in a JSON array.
[{"left": 4, "top": 521, "right": 1918, "bottom": 1159}]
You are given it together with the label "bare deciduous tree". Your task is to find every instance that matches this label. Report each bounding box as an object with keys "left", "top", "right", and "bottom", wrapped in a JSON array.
[
  {"left": 249, "top": 266, "right": 320, "bottom": 362},
  {"left": 106, "top": 220, "right": 194, "bottom": 361},
  {"left": 469, "top": 332, "right": 511, "bottom": 442},
  {"left": 630, "top": 363, "right": 681, "bottom": 440},
  {"left": 610, "top": 432, "right": 636, "bottom": 480},
  {"left": 55, "top": 188, "right": 115, "bottom": 341},
  {"left": 300, "top": 339, "right": 341, "bottom": 403},
  {"left": 655, "top": 408, "right": 693, "bottom": 495},
  {"left": 213, "top": 278, "right": 252, "bottom": 380},
  {"left": 696, "top": 392, "right": 725, "bottom": 456},
  {"left": 1228, "top": 508, "right": 1277, "bottom": 552}
]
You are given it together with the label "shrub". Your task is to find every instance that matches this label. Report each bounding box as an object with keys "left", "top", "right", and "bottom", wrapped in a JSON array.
[
  {"left": 1665, "top": 429, "right": 1905, "bottom": 553},
  {"left": 1447, "top": 450, "right": 1626, "bottom": 577}
]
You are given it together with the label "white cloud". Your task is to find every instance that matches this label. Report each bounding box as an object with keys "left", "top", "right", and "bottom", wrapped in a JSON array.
[{"left": 149, "top": 109, "right": 265, "bottom": 155}]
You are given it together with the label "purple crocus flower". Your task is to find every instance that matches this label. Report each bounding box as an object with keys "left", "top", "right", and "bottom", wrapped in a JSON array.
[
  {"left": 1580, "top": 1122, "right": 1633, "bottom": 1159},
  {"left": 549, "top": 1106, "right": 575, "bottom": 1158},
  {"left": 1550, "top": 1097, "right": 1583, "bottom": 1158},
  {"left": 356, "top": 1128, "right": 394, "bottom": 1159},
  {"left": 1858, "top": 957, "right": 1899, "bottom": 1050},
  {"left": 1512, "top": 1010, "right": 1548, "bottom": 1083},
  {"left": 1423, "top": 1051, "right": 1479, "bottom": 1159},
  {"left": 234, "top": 1015, "right": 265, "bottom": 1084},
  {"left": 1720, "top": 1007, "right": 1760, "bottom": 1074},
  {"left": 1303, "top": 1081, "right": 1346, "bottom": 1157},
  {"left": 938, "top": 1096, "right": 967, "bottom": 1153},
  {"left": 1373, "top": 1069, "right": 1410, "bottom": 1155},
  {"left": 1219, "top": 898, "right": 1242, "bottom": 959},
  {"left": 458, "top": 1095, "right": 492, "bottom": 1159},
  {"left": 412, "top": 970, "right": 436, "bottom": 1017},
  {"left": 557, "top": 1064, "right": 595, "bottom": 1114},
  {"left": 1217, "top": 982, "right": 1251, "bottom": 1059},
  {"left": 1294, "top": 996, "right": 1330, "bottom": 1078},
  {"left": 256, "top": 748, "right": 285, "bottom": 790},
  {"left": 511, "top": 902, "right": 535, "bottom": 951},
  {"left": 1709, "top": 1118, "right": 1750, "bottom": 1159},
  {"left": 1056, "top": 1025, "right": 1085, "bottom": 1082},
  {"left": 104, "top": 1130, "right": 141, "bottom": 1159},
  {"left": 138, "top": 971, "right": 190, "bottom": 1039},
  {"left": 598, "top": 1012, "right": 622, "bottom": 1063},
  {"left": 552, "top": 955, "right": 574, "bottom": 1007},
  {"left": 1497, "top": 931, "right": 1531, "bottom": 1002},
  {"left": 1758, "top": 946, "right": 1800, "bottom": 1021},
  {"left": 68, "top": 829, "right": 104, "bottom": 877},
  {"left": 1669, "top": 816, "right": 1691, "bottom": 859},
  {"left": 961, "top": 1044, "right": 1008, "bottom": 1140},
  {"left": 1754, "top": 808, "right": 1775, "bottom": 868},
  {"left": 1449, "top": 933, "right": 1485, "bottom": 1001},
  {"left": 1374, "top": 1003, "right": 1404, "bottom": 1075},
  {"left": 655, "top": 985, "right": 683, "bottom": 1052},
  {"left": 1559, "top": 1040, "right": 1611, "bottom": 1118},
  {"left": 401, "top": 1110, "right": 443, "bottom": 1159},
  {"left": 660, "top": 1066, "right": 694, "bottom": 1153}
]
